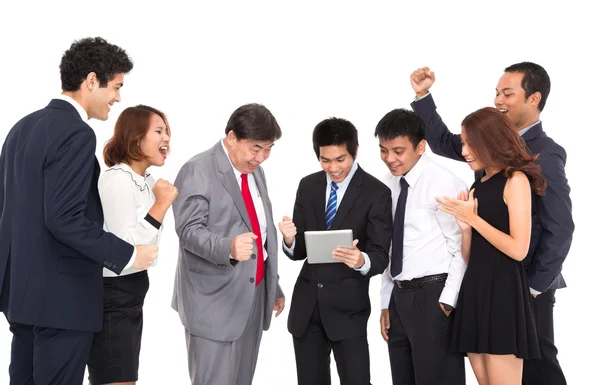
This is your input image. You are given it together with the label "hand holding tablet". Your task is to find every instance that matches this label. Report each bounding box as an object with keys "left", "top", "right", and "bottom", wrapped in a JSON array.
[{"left": 305, "top": 229, "right": 354, "bottom": 264}]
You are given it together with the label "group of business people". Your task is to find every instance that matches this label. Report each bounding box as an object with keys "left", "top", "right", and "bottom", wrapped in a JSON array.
[{"left": 0, "top": 36, "right": 572, "bottom": 385}]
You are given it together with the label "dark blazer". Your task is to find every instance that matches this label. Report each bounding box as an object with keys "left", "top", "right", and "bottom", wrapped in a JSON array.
[
  {"left": 0, "top": 99, "right": 134, "bottom": 332},
  {"left": 284, "top": 165, "right": 393, "bottom": 341},
  {"left": 412, "top": 94, "right": 574, "bottom": 292}
]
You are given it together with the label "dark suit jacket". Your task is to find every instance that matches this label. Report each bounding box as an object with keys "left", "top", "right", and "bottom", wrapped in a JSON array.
[
  {"left": 0, "top": 99, "right": 134, "bottom": 332},
  {"left": 284, "top": 165, "right": 393, "bottom": 341},
  {"left": 412, "top": 94, "right": 574, "bottom": 292}
]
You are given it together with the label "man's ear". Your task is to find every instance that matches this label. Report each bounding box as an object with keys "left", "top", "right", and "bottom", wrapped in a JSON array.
[
  {"left": 85, "top": 72, "right": 98, "bottom": 91},
  {"left": 528, "top": 91, "right": 542, "bottom": 108},
  {"left": 416, "top": 139, "right": 426, "bottom": 155}
]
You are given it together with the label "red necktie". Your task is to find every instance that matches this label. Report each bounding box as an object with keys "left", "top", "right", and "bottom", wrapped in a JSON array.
[{"left": 240, "top": 173, "right": 264, "bottom": 286}]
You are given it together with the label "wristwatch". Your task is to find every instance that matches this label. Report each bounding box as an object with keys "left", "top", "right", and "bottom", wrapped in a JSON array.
[{"left": 441, "top": 303, "right": 454, "bottom": 312}]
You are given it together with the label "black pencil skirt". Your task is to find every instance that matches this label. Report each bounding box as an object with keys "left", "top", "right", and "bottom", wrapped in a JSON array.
[{"left": 87, "top": 270, "right": 150, "bottom": 385}]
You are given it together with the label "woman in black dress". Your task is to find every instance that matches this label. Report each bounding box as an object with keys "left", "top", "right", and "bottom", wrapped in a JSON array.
[{"left": 436, "top": 107, "right": 546, "bottom": 385}]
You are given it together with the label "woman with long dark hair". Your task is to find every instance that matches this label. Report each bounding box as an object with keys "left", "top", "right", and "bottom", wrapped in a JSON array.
[{"left": 436, "top": 107, "right": 546, "bottom": 385}]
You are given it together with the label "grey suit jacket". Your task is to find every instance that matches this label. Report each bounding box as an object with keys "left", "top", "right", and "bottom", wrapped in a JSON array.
[{"left": 171, "top": 141, "right": 283, "bottom": 341}]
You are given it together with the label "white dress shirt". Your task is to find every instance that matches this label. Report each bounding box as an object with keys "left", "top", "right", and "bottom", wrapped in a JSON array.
[
  {"left": 221, "top": 140, "right": 269, "bottom": 260},
  {"left": 99, "top": 163, "right": 162, "bottom": 277},
  {"left": 57, "top": 94, "right": 138, "bottom": 272},
  {"left": 283, "top": 160, "right": 371, "bottom": 274},
  {"left": 380, "top": 153, "right": 467, "bottom": 308}
]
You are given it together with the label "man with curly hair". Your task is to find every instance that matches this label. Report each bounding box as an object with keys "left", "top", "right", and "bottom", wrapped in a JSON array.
[{"left": 0, "top": 37, "right": 158, "bottom": 385}]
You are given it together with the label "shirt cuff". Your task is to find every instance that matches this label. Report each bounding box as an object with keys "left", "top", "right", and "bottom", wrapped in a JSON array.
[
  {"left": 529, "top": 287, "right": 542, "bottom": 295},
  {"left": 124, "top": 247, "right": 137, "bottom": 271},
  {"left": 438, "top": 286, "right": 459, "bottom": 308},
  {"left": 354, "top": 252, "right": 371, "bottom": 275},
  {"left": 283, "top": 238, "right": 295, "bottom": 256},
  {"left": 414, "top": 91, "right": 431, "bottom": 101}
]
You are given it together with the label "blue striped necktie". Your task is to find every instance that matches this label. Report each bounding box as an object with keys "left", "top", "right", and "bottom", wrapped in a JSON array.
[{"left": 325, "top": 182, "right": 339, "bottom": 229}]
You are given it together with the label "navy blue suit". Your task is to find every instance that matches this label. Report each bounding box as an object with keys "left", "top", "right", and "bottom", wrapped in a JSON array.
[
  {"left": 412, "top": 94, "right": 573, "bottom": 385},
  {"left": 0, "top": 99, "right": 134, "bottom": 384}
]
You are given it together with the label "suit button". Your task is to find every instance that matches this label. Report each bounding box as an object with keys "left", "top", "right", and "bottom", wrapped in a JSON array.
[
  {"left": 251, "top": 254, "right": 256, "bottom": 260},
  {"left": 250, "top": 278, "right": 255, "bottom": 283},
  {"left": 317, "top": 283, "right": 323, "bottom": 288}
]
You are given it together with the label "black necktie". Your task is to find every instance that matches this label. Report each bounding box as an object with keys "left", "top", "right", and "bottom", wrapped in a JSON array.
[{"left": 391, "top": 177, "right": 409, "bottom": 277}]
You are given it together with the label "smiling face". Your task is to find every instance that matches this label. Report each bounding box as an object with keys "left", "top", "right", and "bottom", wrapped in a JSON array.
[
  {"left": 139, "top": 113, "right": 171, "bottom": 168},
  {"left": 379, "top": 135, "right": 425, "bottom": 176},
  {"left": 461, "top": 127, "right": 485, "bottom": 171},
  {"left": 494, "top": 71, "right": 540, "bottom": 131},
  {"left": 319, "top": 144, "right": 356, "bottom": 183},
  {"left": 225, "top": 130, "right": 274, "bottom": 174},
  {"left": 86, "top": 72, "right": 124, "bottom": 121}
]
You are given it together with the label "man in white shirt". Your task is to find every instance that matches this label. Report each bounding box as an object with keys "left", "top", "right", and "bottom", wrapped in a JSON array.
[{"left": 377, "top": 108, "right": 467, "bottom": 385}]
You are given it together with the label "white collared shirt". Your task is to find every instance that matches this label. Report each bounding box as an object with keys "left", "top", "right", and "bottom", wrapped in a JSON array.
[
  {"left": 324, "top": 160, "right": 359, "bottom": 211},
  {"left": 380, "top": 153, "right": 468, "bottom": 308},
  {"left": 99, "top": 163, "right": 162, "bottom": 277},
  {"left": 221, "top": 140, "right": 269, "bottom": 260}
]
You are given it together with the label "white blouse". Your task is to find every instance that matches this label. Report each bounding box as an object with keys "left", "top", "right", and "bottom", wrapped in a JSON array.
[{"left": 98, "top": 163, "right": 162, "bottom": 277}]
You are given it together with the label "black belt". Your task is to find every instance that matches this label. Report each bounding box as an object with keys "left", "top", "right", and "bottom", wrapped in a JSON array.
[{"left": 395, "top": 273, "right": 448, "bottom": 289}]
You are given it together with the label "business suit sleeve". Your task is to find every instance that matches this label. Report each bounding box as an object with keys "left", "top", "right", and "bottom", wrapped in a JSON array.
[
  {"left": 173, "top": 162, "right": 234, "bottom": 266},
  {"left": 363, "top": 188, "right": 393, "bottom": 278},
  {"left": 528, "top": 146, "right": 574, "bottom": 292},
  {"left": 43, "top": 128, "right": 134, "bottom": 273},
  {"left": 411, "top": 93, "right": 465, "bottom": 162},
  {"left": 284, "top": 181, "right": 307, "bottom": 261}
]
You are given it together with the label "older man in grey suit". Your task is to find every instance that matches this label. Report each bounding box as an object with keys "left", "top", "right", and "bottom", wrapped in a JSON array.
[{"left": 172, "top": 103, "right": 285, "bottom": 385}]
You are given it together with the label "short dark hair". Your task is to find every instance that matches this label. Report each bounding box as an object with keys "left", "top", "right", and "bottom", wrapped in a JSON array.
[
  {"left": 504, "top": 62, "right": 551, "bottom": 112},
  {"left": 60, "top": 37, "right": 134, "bottom": 92},
  {"left": 312, "top": 117, "right": 358, "bottom": 159},
  {"left": 374, "top": 108, "right": 425, "bottom": 149},
  {"left": 224, "top": 103, "right": 282, "bottom": 142},
  {"left": 104, "top": 105, "right": 170, "bottom": 167}
]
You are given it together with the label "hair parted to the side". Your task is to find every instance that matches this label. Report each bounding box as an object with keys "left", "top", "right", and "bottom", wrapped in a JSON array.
[
  {"left": 462, "top": 107, "right": 546, "bottom": 195},
  {"left": 225, "top": 103, "right": 282, "bottom": 142},
  {"left": 312, "top": 117, "right": 359, "bottom": 160},
  {"left": 103, "top": 105, "right": 170, "bottom": 167},
  {"left": 60, "top": 37, "right": 134, "bottom": 92}
]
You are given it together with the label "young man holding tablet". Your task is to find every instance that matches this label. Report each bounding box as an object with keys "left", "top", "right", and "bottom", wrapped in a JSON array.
[{"left": 278, "top": 117, "right": 392, "bottom": 385}]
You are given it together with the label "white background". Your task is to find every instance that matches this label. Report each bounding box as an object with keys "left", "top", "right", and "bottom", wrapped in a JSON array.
[{"left": 0, "top": 1, "right": 597, "bottom": 384}]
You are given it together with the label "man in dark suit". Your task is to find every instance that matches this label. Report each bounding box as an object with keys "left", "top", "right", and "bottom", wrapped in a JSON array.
[
  {"left": 409, "top": 63, "right": 573, "bottom": 385},
  {"left": 0, "top": 37, "right": 158, "bottom": 385},
  {"left": 278, "top": 118, "right": 393, "bottom": 385}
]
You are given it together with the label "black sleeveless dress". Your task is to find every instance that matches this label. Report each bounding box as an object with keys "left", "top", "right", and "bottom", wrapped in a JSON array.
[{"left": 450, "top": 171, "right": 540, "bottom": 359}]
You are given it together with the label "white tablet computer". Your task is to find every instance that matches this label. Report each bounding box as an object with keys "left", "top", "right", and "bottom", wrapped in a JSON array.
[{"left": 305, "top": 229, "right": 354, "bottom": 264}]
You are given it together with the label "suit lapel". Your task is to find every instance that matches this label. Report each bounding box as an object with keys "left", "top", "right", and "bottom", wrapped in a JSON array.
[
  {"left": 330, "top": 166, "right": 363, "bottom": 230},
  {"left": 254, "top": 168, "right": 275, "bottom": 252},
  {"left": 254, "top": 169, "right": 272, "bottom": 222},
  {"left": 312, "top": 172, "right": 328, "bottom": 230},
  {"left": 214, "top": 142, "right": 252, "bottom": 231}
]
